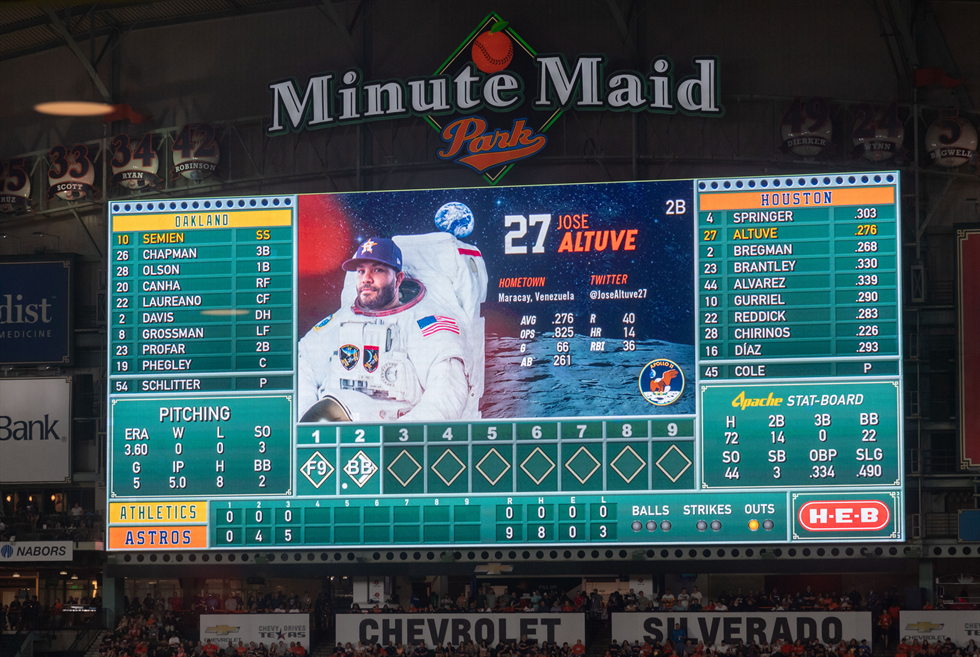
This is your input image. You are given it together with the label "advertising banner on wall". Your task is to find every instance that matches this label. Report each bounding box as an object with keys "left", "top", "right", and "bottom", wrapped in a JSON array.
[
  {"left": 612, "top": 612, "right": 873, "bottom": 647},
  {"left": 200, "top": 614, "right": 311, "bottom": 649},
  {"left": 898, "top": 611, "right": 980, "bottom": 645},
  {"left": 336, "top": 613, "right": 585, "bottom": 647},
  {"left": 0, "top": 377, "right": 71, "bottom": 483},
  {"left": 958, "top": 225, "right": 980, "bottom": 469},
  {"left": 0, "top": 256, "right": 74, "bottom": 365},
  {"left": 0, "top": 541, "right": 73, "bottom": 561}
]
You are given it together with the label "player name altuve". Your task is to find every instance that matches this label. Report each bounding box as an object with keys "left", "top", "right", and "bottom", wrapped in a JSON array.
[{"left": 268, "top": 56, "right": 722, "bottom": 134}]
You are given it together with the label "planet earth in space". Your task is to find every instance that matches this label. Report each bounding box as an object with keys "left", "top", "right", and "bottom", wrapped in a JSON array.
[{"left": 433, "top": 201, "right": 475, "bottom": 238}]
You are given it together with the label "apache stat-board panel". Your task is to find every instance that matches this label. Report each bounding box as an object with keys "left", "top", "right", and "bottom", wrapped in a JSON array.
[{"left": 106, "top": 174, "right": 903, "bottom": 551}]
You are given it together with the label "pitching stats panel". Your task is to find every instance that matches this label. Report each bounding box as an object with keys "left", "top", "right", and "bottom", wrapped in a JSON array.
[{"left": 106, "top": 174, "right": 904, "bottom": 551}]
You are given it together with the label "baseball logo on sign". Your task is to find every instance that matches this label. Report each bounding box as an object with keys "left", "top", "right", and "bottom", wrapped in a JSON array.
[{"left": 471, "top": 21, "right": 513, "bottom": 73}]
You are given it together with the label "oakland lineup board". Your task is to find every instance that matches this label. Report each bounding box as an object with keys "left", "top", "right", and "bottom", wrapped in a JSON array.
[{"left": 106, "top": 173, "right": 904, "bottom": 551}]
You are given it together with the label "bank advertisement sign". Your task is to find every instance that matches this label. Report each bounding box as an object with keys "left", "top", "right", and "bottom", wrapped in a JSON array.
[
  {"left": 0, "top": 257, "right": 74, "bottom": 365},
  {"left": 336, "top": 613, "right": 585, "bottom": 647},
  {"left": 0, "top": 377, "right": 72, "bottom": 483},
  {"left": 611, "top": 612, "right": 873, "bottom": 647}
]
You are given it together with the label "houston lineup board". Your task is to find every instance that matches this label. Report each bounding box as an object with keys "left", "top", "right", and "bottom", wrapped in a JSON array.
[{"left": 106, "top": 173, "right": 904, "bottom": 551}]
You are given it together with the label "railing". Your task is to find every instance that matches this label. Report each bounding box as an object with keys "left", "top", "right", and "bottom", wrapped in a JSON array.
[
  {"left": 0, "top": 512, "right": 103, "bottom": 542},
  {"left": 0, "top": 630, "right": 32, "bottom": 657},
  {"left": 63, "top": 608, "right": 111, "bottom": 657}
]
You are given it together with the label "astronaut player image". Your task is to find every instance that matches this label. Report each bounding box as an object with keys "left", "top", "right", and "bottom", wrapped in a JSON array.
[{"left": 297, "top": 234, "right": 488, "bottom": 422}]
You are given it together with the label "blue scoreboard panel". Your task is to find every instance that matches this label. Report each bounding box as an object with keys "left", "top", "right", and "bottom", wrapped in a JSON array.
[{"left": 106, "top": 174, "right": 903, "bottom": 551}]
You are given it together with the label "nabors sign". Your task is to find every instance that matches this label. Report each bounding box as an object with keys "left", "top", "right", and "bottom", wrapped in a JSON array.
[{"left": 268, "top": 13, "right": 722, "bottom": 182}]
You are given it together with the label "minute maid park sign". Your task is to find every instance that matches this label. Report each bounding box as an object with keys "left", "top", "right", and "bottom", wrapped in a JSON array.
[{"left": 267, "top": 13, "right": 722, "bottom": 183}]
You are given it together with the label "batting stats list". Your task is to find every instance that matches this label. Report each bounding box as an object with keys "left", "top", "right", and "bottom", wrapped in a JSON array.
[{"left": 106, "top": 175, "right": 903, "bottom": 552}]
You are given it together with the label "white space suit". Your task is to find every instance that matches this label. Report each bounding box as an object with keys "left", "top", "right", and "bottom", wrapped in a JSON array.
[{"left": 297, "top": 232, "right": 487, "bottom": 422}]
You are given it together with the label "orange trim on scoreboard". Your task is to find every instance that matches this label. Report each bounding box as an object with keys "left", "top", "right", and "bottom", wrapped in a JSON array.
[
  {"left": 699, "top": 186, "right": 895, "bottom": 211},
  {"left": 108, "top": 525, "right": 208, "bottom": 550},
  {"left": 112, "top": 209, "right": 292, "bottom": 232}
]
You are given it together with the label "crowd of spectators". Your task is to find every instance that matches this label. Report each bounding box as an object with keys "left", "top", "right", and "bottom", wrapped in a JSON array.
[
  {"left": 596, "top": 634, "right": 980, "bottom": 657},
  {"left": 331, "top": 637, "right": 588, "bottom": 657},
  {"left": 601, "top": 585, "right": 911, "bottom": 614},
  {"left": 0, "top": 501, "right": 101, "bottom": 542},
  {"left": 0, "top": 593, "right": 102, "bottom": 631},
  {"left": 96, "top": 606, "right": 311, "bottom": 657},
  {"left": 344, "top": 586, "right": 918, "bottom": 617}
]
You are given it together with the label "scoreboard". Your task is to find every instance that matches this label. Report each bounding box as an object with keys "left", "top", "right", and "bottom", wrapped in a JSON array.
[{"left": 106, "top": 173, "right": 904, "bottom": 551}]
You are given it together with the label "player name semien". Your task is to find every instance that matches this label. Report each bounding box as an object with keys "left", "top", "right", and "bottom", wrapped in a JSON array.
[
  {"left": 733, "top": 260, "right": 796, "bottom": 273},
  {"left": 732, "top": 244, "right": 793, "bottom": 256},
  {"left": 141, "top": 295, "right": 202, "bottom": 307},
  {"left": 141, "top": 328, "right": 204, "bottom": 339},
  {"left": 732, "top": 211, "right": 794, "bottom": 223},
  {"left": 142, "top": 232, "right": 185, "bottom": 244},
  {"left": 142, "top": 248, "right": 197, "bottom": 260},
  {"left": 733, "top": 277, "right": 785, "bottom": 289}
]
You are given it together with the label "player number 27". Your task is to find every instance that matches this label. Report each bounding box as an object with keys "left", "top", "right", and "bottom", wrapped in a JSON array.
[{"left": 504, "top": 214, "right": 551, "bottom": 254}]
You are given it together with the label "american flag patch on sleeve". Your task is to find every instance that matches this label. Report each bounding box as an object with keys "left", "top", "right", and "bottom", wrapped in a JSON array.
[{"left": 417, "top": 315, "right": 459, "bottom": 336}]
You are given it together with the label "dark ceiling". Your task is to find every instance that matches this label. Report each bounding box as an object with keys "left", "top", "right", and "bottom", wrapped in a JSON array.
[{"left": 0, "top": 1, "right": 318, "bottom": 62}]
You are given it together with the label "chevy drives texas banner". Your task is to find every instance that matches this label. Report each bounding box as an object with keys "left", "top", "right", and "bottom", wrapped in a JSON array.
[
  {"left": 612, "top": 612, "right": 873, "bottom": 646},
  {"left": 336, "top": 613, "right": 585, "bottom": 647},
  {"left": 899, "top": 611, "right": 980, "bottom": 645},
  {"left": 200, "top": 614, "right": 311, "bottom": 649}
]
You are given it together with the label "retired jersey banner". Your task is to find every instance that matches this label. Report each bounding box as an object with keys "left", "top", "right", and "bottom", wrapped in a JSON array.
[
  {"left": 336, "top": 613, "right": 585, "bottom": 647},
  {"left": 611, "top": 612, "right": 873, "bottom": 647},
  {"left": 200, "top": 614, "right": 310, "bottom": 649},
  {"left": 899, "top": 611, "right": 980, "bottom": 645}
]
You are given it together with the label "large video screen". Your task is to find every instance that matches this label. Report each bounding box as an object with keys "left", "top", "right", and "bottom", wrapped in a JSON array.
[{"left": 106, "top": 174, "right": 903, "bottom": 550}]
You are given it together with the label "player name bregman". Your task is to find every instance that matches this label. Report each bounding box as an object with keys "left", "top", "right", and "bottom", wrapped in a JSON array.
[{"left": 732, "top": 244, "right": 793, "bottom": 256}]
